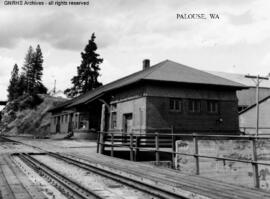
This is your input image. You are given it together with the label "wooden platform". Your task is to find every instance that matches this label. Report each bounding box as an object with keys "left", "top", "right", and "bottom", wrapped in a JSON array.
[
  {"left": 0, "top": 155, "right": 46, "bottom": 199},
  {"left": 68, "top": 152, "right": 270, "bottom": 199}
]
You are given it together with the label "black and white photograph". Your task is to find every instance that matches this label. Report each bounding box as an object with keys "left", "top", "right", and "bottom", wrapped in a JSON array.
[{"left": 1, "top": 0, "right": 270, "bottom": 198}]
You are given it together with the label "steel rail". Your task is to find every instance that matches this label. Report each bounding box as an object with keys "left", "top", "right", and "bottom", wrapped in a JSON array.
[
  {"left": 18, "top": 153, "right": 102, "bottom": 199},
  {"left": 0, "top": 136, "right": 16, "bottom": 142},
  {"left": 48, "top": 152, "right": 187, "bottom": 199}
]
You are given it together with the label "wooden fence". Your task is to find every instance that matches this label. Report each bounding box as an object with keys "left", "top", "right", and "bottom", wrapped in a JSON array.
[{"left": 97, "top": 130, "right": 270, "bottom": 188}]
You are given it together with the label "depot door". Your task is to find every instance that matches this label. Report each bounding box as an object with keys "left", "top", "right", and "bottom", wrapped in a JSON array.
[
  {"left": 123, "top": 113, "right": 133, "bottom": 134},
  {"left": 68, "top": 113, "right": 73, "bottom": 133},
  {"left": 56, "top": 116, "right": 60, "bottom": 133}
]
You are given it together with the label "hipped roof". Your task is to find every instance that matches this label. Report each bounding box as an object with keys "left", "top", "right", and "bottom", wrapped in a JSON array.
[{"left": 49, "top": 60, "right": 247, "bottom": 112}]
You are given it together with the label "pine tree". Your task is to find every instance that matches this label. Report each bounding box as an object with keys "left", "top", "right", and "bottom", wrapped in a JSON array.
[
  {"left": 7, "top": 64, "right": 20, "bottom": 101},
  {"left": 21, "top": 45, "right": 47, "bottom": 95},
  {"left": 32, "top": 45, "right": 47, "bottom": 94},
  {"left": 65, "top": 33, "right": 103, "bottom": 97},
  {"left": 22, "top": 46, "right": 34, "bottom": 94},
  {"left": 17, "top": 74, "right": 27, "bottom": 96}
]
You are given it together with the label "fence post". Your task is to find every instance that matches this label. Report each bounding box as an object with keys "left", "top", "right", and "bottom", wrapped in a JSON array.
[
  {"left": 130, "top": 133, "right": 134, "bottom": 161},
  {"left": 171, "top": 126, "right": 175, "bottom": 168},
  {"left": 110, "top": 133, "right": 114, "bottom": 157},
  {"left": 193, "top": 133, "right": 199, "bottom": 175},
  {"left": 155, "top": 132, "right": 160, "bottom": 165},
  {"left": 134, "top": 136, "right": 140, "bottom": 161},
  {"left": 251, "top": 138, "right": 260, "bottom": 188}
]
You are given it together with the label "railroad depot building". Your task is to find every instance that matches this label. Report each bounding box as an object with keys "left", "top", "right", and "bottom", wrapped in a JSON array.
[{"left": 49, "top": 60, "right": 246, "bottom": 138}]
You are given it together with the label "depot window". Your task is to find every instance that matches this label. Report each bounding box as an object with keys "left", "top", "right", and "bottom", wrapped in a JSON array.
[
  {"left": 188, "top": 99, "right": 201, "bottom": 113},
  {"left": 169, "top": 98, "right": 182, "bottom": 111},
  {"left": 207, "top": 100, "right": 219, "bottom": 113}
]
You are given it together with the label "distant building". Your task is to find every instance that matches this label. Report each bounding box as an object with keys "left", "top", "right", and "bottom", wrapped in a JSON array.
[
  {"left": 208, "top": 71, "right": 270, "bottom": 112},
  {"left": 49, "top": 89, "right": 67, "bottom": 99},
  {"left": 239, "top": 96, "right": 270, "bottom": 134},
  {"left": 49, "top": 60, "right": 246, "bottom": 138}
]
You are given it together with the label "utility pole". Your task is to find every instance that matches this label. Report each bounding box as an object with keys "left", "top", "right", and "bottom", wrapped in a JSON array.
[
  {"left": 245, "top": 75, "right": 269, "bottom": 136},
  {"left": 53, "top": 79, "right": 56, "bottom": 94}
]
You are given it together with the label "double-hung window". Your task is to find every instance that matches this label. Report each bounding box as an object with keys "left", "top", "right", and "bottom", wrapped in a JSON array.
[
  {"left": 169, "top": 98, "right": 182, "bottom": 112},
  {"left": 207, "top": 100, "right": 219, "bottom": 113},
  {"left": 188, "top": 99, "right": 201, "bottom": 113}
]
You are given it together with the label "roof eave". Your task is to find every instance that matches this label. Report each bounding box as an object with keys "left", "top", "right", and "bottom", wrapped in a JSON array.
[{"left": 142, "top": 79, "right": 248, "bottom": 90}]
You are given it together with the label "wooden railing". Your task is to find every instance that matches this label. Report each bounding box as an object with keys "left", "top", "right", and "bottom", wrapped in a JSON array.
[{"left": 97, "top": 131, "right": 270, "bottom": 188}]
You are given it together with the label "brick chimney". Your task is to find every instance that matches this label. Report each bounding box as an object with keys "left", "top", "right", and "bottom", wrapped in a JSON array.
[{"left": 142, "top": 59, "right": 150, "bottom": 70}]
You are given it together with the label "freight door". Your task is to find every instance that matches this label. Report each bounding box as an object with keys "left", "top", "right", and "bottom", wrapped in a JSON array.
[{"left": 123, "top": 113, "right": 133, "bottom": 142}]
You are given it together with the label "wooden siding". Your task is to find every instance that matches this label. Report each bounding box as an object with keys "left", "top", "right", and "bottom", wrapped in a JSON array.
[
  {"left": 145, "top": 83, "right": 237, "bottom": 100},
  {"left": 146, "top": 97, "right": 238, "bottom": 132},
  {"left": 110, "top": 83, "right": 145, "bottom": 102}
]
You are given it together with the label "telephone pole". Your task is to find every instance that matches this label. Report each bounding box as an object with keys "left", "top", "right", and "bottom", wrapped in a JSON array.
[
  {"left": 53, "top": 79, "right": 56, "bottom": 94},
  {"left": 245, "top": 75, "right": 269, "bottom": 136}
]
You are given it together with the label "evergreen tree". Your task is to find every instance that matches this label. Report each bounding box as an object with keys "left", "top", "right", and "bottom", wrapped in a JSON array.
[
  {"left": 7, "top": 64, "right": 20, "bottom": 101},
  {"left": 22, "top": 46, "right": 34, "bottom": 94},
  {"left": 17, "top": 74, "right": 27, "bottom": 96},
  {"left": 32, "top": 45, "right": 47, "bottom": 94},
  {"left": 21, "top": 45, "right": 47, "bottom": 95},
  {"left": 65, "top": 33, "right": 103, "bottom": 97}
]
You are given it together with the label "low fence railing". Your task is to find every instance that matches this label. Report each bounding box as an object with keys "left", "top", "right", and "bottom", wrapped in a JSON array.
[{"left": 97, "top": 130, "right": 270, "bottom": 188}]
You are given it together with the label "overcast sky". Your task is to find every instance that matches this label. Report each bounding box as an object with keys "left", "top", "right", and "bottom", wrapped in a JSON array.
[{"left": 0, "top": 0, "right": 270, "bottom": 102}]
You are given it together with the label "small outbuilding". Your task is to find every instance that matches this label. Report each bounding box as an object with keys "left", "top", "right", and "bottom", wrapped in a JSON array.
[
  {"left": 49, "top": 59, "right": 246, "bottom": 138},
  {"left": 239, "top": 96, "right": 270, "bottom": 134}
]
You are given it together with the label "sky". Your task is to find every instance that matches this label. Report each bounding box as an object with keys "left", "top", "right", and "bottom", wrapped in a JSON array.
[{"left": 1, "top": 0, "right": 270, "bottom": 102}]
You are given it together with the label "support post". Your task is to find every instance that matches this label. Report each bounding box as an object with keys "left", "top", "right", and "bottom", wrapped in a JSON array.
[
  {"left": 100, "top": 104, "right": 106, "bottom": 132},
  {"left": 251, "top": 138, "right": 260, "bottom": 188},
  {"left": 96, "top": 131, "right": 100, "bottom": 153},
  {"left": 171, "top": 126, "right": 175, "bottom": 168},
  {"left": 193, "top": 134, "right": 199, "bottom": 175},
  {"left": 100, "top": 132, "right": 107, "bottom": 155},
  {"left": 256, "top": 77, "right": 260, "bottom": 136},
  {"left": 110, "top": 133, "right": 114, "bottom": 157},
  {"left": 99, "top": 104, "right": 106, "bottom": 154},
  {"left": 134, "top": 136, "right": 140, "bottom": 161},
  {"left": 155, "top": 132, "right": 160, "bottom": 164},
  {"left": 130, "top": 133, "right": 134, "bottom": 161}
]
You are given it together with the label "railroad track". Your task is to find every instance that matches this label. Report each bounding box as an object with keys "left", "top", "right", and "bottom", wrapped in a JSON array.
[
  {"left": 8, "top": 136, "right": 186, "bottom": 199},
  {"left": 0, "top": 135, "right": 16, "bottom": 142},
  {"left": 18, "top": 153, "right": 102, "bottom": 199},
  {"left": 17, "top": 152, "right": 186, "bottom": 199},
  {"left": 48, "top": 152, "right": 185, "bottom": 199}
]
